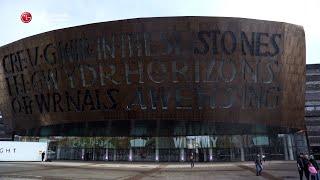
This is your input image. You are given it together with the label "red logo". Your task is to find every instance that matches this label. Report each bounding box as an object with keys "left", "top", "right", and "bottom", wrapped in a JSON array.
[{"left": 21, "top": 12, "right": 32, "bottom": 23}]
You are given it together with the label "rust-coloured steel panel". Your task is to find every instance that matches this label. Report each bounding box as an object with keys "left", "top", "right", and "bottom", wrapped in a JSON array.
[{"left": 0, "top": 17, "right": 306, "bottom": 133}]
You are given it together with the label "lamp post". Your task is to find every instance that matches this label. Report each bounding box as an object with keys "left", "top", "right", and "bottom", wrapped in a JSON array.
[{"left": 305, "top": 130, "right": 311, "bottom": 154}]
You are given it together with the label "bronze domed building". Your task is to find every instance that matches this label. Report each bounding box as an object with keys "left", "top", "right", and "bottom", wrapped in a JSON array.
[{"left": 0, "top": 17, "right": 307, "bottom": 161}]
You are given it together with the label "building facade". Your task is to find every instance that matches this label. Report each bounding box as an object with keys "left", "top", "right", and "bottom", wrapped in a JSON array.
[
  {"left": 0, "top": 111, "right": 5, "bottom": 138},
  {"left": 305, "top": 64, "right": 320, "bottom": 158},
  {"left": 0, "top": 17, "right": 308, "bottom": 161}
]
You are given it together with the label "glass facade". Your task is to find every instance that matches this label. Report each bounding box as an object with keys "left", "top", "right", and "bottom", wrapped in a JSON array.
[{"left": 15, "top": 120, "right": 308, "bottom": 162}]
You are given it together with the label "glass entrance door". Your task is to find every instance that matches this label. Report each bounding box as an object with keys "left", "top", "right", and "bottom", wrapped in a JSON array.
[{"left": 116, "top": 149, "right": 129, "bottom": 161}]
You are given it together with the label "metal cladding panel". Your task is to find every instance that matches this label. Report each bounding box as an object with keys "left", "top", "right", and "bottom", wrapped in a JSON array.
[{"left": 0, "top": 17, "right": 306, "bottom": 133}]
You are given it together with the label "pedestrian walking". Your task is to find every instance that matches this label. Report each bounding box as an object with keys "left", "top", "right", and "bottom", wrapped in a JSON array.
[
  {"left": 255, "top": 154, "right": 263, "bottom": 176},
  {"left": 297, "top": 153, "right": 305, "bottom": 180},
  {"left": 41, "top": 151, "right": 46, "bottom": 162},
  {"left": 303, "top": 154, "right": 311, "bottom": 180},
  {"left": 190, "top": 153, "right": 195, "bottom": 168},
  {"left": 309, "top": 155, "right": 320, "bottom": 180},
  {"left": 309, "top": 162, "right": 318, "bottom": 180}
]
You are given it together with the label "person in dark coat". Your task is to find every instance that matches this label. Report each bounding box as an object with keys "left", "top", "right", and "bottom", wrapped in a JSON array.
[
  {"left": 303, "top": 154, "right": 310, "bottom": 180},
  {"left": 297, "top": 153, "right": 305, "bottom": 180},
  {"left": 190, "top": 153, "right": 195, "bottom": 168},
  {"left": 309, "top": 155, "right": 319, "bottom": 180},
  {"left": 255, "top": 154, "right": 263, "bottom": 176},
  {"left": 41, "top": 151, "right": 46, "bottom": 162}
]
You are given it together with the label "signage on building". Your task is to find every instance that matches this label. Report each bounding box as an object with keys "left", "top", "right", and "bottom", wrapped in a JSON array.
[{"left": 0, "top": 141, "right": 47, "bottom": 161}]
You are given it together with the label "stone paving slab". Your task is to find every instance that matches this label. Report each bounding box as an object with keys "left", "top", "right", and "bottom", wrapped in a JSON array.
[
  {"left": 0, "top": 161, "right": 301, "bottom": 180},
  {"left": 0, "top": 160, "right": 293, "bottom": 168}
]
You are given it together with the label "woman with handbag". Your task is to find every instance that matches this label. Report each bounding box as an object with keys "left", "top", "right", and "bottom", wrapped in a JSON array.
[{"left": 309, "top": 162, "right": 318, "bottom": 180}]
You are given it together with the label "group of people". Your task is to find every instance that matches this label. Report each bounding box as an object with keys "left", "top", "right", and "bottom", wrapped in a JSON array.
[
  {"left": 297, "top": 153, "right": 319, "bottom": 180},
  {"left": 190, "top": 151, "right": 318, "bottom": 179}
]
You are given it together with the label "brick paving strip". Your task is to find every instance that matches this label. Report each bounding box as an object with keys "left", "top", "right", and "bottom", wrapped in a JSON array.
[
  {"left": 237, "top": 165, "right": 282, "bottom": 180},
  {"left": 124, "top": 164, "right": 167, "bottom": 180}
]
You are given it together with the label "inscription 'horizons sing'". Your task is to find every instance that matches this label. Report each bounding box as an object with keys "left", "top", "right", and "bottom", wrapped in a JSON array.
[{"left": 1, "top": 30, "right": 282, "bottom": 115}]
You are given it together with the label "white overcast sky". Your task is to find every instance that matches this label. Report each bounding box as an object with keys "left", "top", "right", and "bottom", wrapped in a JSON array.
[{"left": 0, "top": 0, "right": 319, "bottom": 64}]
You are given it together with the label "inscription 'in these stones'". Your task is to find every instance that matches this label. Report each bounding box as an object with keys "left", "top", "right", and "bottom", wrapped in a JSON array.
[{"left": 1, "top": 30, "right": 282, "bottom": 114}]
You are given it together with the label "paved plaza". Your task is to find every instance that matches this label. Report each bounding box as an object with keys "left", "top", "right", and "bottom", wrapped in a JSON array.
[{"left": 0, "top": 161, "right": 301, "bottom": 180}]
